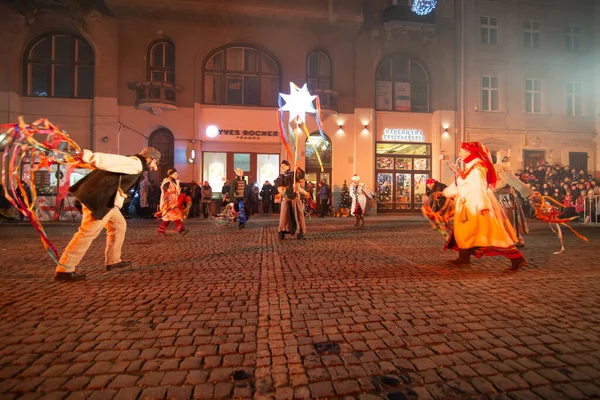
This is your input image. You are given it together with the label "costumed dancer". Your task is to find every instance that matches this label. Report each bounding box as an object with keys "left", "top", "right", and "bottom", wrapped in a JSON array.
[
  {"left": 349, "top": 174, "right": 373, "bottom": 228},
  {"left": 494, "top": 151, "right": 534, "bottom": 247},
  {"left": 157, "top": 168, "right": 188, "bottom": 236},
  {"left": 275, "top": 160, "right": 309, "bottom": 240},
  {"left": 442, "top": 142, "right": 527, "bottom": 271},
  {"left": 55, "top": 147, "right": 161, "bottom": 281},
  {"left": 229, "top": 168, "right": 249, "bottom": 229},
  {"left": 423, "top": 178, "right": 447, "bottom": 212}
]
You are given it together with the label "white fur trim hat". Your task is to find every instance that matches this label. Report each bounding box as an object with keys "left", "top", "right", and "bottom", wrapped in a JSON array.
[{"left": 351, "top": 174, "right": 360, "bottom": 181}]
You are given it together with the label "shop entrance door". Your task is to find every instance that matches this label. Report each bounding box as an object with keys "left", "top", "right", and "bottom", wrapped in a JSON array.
[
  {"left": 306, "top": 171, "right": 331, "bottom": 207},
  {"left": 375, "top": 142, "right": 432, "bottom": 213},
  {"left": 569, "top": 152, "right": 587, "bottom": 175}
]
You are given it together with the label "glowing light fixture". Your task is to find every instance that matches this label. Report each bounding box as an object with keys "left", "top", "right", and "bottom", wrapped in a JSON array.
[
  {"left": 206, "top": 125, "right": 219, "bottom": 138},
  {"left": 442, "top": 127, "right": 449, "bottom": 138},
  {"left": 411, "top": 0, "right": 437, "bottom": 16}
]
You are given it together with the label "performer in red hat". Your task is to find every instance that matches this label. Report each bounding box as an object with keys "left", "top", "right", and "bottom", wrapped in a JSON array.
[{"left": 442, "top": 142, "right": 527, "bottom": 271}]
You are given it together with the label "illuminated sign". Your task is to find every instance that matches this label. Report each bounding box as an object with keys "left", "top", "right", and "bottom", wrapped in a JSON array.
[
  {"left": 382, "top": 128, "right": 425, "bottom": 142},
  {"left": 216, "top": 129, "right": 279, "bottom": 140}
]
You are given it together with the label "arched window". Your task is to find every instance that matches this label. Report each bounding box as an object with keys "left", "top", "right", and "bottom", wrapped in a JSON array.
[
  {"left": 375, "top": 55, "right": 429, "bottom": 112},
  {"left": 148, "top": 39, "right": 175, "bottom": 84},
  {"left": 204, "top": 45, "right": 280, "bottom": 107},
  {"left": 305, "top": 133, "right": 332, "bottom": 169},
  {"left": 306, "top": 51, "right": 332, "bottom": 105},
  {"left": 148, "top": 128, "right": 174, "bottom": 183},
  {"left": 23, "top": 32, "right": 94, "bottom": 98}
]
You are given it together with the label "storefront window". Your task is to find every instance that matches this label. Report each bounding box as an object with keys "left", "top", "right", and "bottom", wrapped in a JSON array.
[
  {"left": 203, "top": 152, "right": 227, "bottom": 196},
  {"left": 376, "top": 141, "right": 431, "bottom": 212},
  {"left": 305, "top": 133, "right": 332, "bottom": 168},
  {"left": 257, "top": 154, "right": 279, "bottom": 187},
  {"left": 395, "top": 158, "right": 412, "bottom": 170},
  {"left": 376, "top": 143, "right": 430, "bottom": 155},
  {"left": 234, "top": 153, "right": 250, "bottom": 172}
]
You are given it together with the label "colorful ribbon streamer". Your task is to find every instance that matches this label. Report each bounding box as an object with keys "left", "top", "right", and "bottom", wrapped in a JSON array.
[{"left": 0, "top": 117, "right": 91, "bottom": 264}]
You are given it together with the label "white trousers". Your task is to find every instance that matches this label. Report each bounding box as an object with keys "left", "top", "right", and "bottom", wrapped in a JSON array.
[{"left": 56, "top": 205, "right": 127, "bottom": 273}]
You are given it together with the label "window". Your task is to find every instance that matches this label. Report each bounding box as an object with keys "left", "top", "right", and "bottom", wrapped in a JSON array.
[
  {"left": 23, "top": 33, "right": 94, "bottom": 98},
  {"left": 203, "top": 153, "right": 227, "bottom": 195},
  {"left": 375, "top": 55, "right": 429, "bottom": 112},
  {"left": 204, "top": 45, "right": 280, "bottom": 107},
  {"left": 524, "top": 20, "right": 540, "bottom": 48},
  {"left": 566, "top": 82, "right": 582, "bottom": 116},
  {"left": 148, "top": 39, "right": 175, "bottom": 84},
  {"left": 525, "top": 79, "right": 542, "bottom": 114},
  {"left": 480, "top": 16, "right": 498, "bottom": 45},
  {"left": 565, "top": 26, "right": 581, "bottom": 51},
  {"left": 481, "top": 76, "right": 499, "bottom": 111},
  {"left": 305, "top": 133, "right": 332, "bottom": 168},
  {"left": 306, "top": 52, "right": 332, "bottom": 106},
  {"left": 148, "top": 128, "right": 174, "bottom": 183}
]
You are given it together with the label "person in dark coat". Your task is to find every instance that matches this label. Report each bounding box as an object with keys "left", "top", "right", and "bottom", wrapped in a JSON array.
[
  {"left": 260, "top": 181, "right": 274, "bottom": 213},
  {"left": 425, "top": 178, "right": 447, "bottom": 212}
]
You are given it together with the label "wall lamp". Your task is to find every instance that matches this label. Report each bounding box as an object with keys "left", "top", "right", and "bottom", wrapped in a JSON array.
[
  {"left": 442, "top": 127, "right": 449, "bottom": 138},
  {"left": 339, "top": 124, "right": 343, "bottom": 130},
  {"left": 363, "top": 124, "right": 368, "bottom": 130}
]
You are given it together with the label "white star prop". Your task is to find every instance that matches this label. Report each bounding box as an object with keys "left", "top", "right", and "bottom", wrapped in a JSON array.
[{"left": 279, "top": 83, "right": 317, "bottom": 124}]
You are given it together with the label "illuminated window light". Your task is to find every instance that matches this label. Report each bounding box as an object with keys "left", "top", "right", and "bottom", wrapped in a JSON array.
[{"left": 411, "top": 0, "right": 437, "bottom": 16}]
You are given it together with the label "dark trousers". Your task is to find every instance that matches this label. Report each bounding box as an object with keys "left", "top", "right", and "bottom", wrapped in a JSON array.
[
  {"left": 191, "top": 202, "right": 200, "bottom": 218},
  {"left": 319, "top": 200, "right": 329, "bottom": 217},
  {"left": 201, "top": 203, "right": 211, "bottom": 218},
  {"left": 263, "top": 201, "right": 271, "bottom": 213}
]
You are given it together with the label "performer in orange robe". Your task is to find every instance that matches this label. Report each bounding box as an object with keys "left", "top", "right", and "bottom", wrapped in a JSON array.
[{"left": 442, "top": 142, "right": 527, "bottom": 271}]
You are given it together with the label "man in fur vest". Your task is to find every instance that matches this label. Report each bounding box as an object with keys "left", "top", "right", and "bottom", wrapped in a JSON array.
[{"left": 55, "top": 147, "right": 161, "bottom": 282}]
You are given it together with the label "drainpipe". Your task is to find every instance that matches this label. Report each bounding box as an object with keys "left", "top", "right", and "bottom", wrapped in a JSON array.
[{"left": 460, "top": 0, "right": 465, "bottom": 146}]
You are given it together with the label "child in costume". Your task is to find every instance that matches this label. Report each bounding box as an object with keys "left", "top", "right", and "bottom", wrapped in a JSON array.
[
  {"left": 349, "top": 174, "right": 373, "bottom": 228},
  {"left": 275, "top": 160, "right": 309, "bottom": 240},
  {"left": 157, "top": 168, "right": 188, "bottom": 236},
  {"left": 442, "top": 142, "right": 527, "bottom": 271}
]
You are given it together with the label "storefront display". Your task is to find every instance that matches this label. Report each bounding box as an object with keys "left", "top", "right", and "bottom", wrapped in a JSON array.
[{"left": 376, "top": 142, "right": 431, "bottom": 212}]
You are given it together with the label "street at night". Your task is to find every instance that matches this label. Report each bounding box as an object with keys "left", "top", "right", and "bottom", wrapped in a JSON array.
[{"left": 0, "top": 216, "right": 599, "bottom": 399}]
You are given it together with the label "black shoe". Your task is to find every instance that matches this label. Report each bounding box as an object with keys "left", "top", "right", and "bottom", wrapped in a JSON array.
[
  {"left": 54, "top": 272, "right": 87, "bottom": 282},
  {"left": 509, "top": 257, "right": 528, "bottom": 272},
  {"left": 106, "top": 261, "right": 132, "bottom": 271},
  {"left": 180, "top": 230, "right": 189, "bottom": 236},
  {"left": 239, "top": 224, "right": 246, "bottom": 229},
  {"left": 278, "top": 232, "right": 285, "bottom": 240},
  {"left": 297, "top": 234, "right": 305, "bottom": 240}
]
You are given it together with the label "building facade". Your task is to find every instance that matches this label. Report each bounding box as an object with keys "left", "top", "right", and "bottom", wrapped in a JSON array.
[{"left": 0, "top": 0, "right": 597, "bottom": 218}]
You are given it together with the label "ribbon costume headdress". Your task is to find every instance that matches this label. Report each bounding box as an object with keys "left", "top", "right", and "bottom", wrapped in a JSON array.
[{"left": 461, "top": 142, "right": 497, "bottom": 189}]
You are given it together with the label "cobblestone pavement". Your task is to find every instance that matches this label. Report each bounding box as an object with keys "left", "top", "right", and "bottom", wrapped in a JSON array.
[{"left": 0, "top": 215, "right": 599, "bottom": 400}]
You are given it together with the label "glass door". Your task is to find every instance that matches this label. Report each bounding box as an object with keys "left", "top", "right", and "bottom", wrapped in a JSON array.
[{"left": 376, "top": 142, "right": 431, "bottom": 213}]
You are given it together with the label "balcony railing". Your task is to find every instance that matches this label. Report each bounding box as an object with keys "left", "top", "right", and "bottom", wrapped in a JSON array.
[
  {"left": 132, "top": 81, "right": 180, "bottom": 115},
  {"left": 382, "top": 5, "right": 436, "bottom": 29},
  {"left": 315, "top": 88, "right": 339, "bottom": 114}
]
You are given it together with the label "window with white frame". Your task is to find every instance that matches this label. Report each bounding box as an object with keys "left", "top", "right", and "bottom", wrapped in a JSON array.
[
  {"left": 525, "top": 79, "right": 542, "bottom": 114},
  {"left": 480, "top": 16, "right": 498, "bottom": 45},
  {"left": 148, "top": 39, "right": 175, "bottom": 84},
  {"left": 566, "top": 82, "right": 582, "bottom": 116},
  {"left": 565, "top": 26, "right": 581, "bottom": 51},
  {"left": 524, "top": 21, "right": 541, "bottom": 48},
  {"left": 481, "top": 76, "right": 499, "bottom": 111}
]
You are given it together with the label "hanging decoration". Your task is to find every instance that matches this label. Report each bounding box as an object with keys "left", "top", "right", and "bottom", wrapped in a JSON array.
[
  {"left": 411, "top": 0, "right": 437, "bottom": 16},
  {"left": 0, "top": 117, "right": 92, "bottom": 264},
  {"left": 277, "top": 82, "right": 329, "bottom": 172}
]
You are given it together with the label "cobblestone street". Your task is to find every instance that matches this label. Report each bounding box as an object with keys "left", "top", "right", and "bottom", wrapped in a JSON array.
[{"left": 0, "top": 215, "right": 599, "bottom": 400}]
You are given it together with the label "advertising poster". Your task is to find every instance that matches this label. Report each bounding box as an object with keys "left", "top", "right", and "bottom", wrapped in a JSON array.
[
  {"left": 376, "top": 81, "right": 393, "bottom": 111},
  {"left": 394, "top": 82, "right": 411, "bottom": 111}
]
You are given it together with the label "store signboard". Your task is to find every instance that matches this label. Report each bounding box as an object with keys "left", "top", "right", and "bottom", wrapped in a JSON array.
[
  {"left": 205, "top": 127, "right": 280, "bottom": 141},
  {"left": 382, "top": 128, "right": 425, "bottom": 142}
]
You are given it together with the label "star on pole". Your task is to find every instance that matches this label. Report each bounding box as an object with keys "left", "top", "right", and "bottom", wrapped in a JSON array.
[{"left": 279, "top": 83, "right": 317, "bottom": 124}]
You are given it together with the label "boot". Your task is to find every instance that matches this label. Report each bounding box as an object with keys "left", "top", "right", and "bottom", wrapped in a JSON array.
[
  {"left": 359, "top": 215, "right": 365, "bottom": 228},
  {"left": 354, "top": 215, "right": 360, "bottom": 227},
  {"left": 448, "top": 249, "right": 471, "bottom": 267},
  {"left": 510, "top": 257, "right": 528, "bottom": 271}
]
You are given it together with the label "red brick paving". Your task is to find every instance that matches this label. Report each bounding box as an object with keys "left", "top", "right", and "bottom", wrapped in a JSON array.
[{"left": 0, "top": 215, "right": 599, "bottom": 399}]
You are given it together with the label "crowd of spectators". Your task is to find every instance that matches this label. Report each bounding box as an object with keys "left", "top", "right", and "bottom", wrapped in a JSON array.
[{"left": 514, "top": 163, "right": 599, "bottom": 223}]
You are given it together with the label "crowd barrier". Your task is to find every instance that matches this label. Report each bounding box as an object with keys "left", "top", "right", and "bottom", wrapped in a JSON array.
[{"left": 583, "top": 195, "right": 600, "bottom": 225}]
